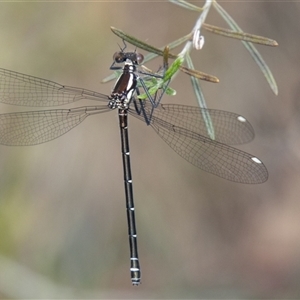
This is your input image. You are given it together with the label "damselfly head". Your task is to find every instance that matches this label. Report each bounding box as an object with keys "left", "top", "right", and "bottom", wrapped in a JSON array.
[{"left": 113, "top": 51, "right": 144, "bottom": 65}]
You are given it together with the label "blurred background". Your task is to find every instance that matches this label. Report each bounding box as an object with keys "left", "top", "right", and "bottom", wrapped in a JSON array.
[{"left": 0, "top": 1, "right": 298, "bottom": 298}]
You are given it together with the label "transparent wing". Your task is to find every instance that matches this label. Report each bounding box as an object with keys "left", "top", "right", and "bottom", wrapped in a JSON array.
[
  {"left": 130, "top": 102, "right": 267, "bottom": 184},
  {"left": 0, "top": 106, "right": 110, "bottom": 146},
  {"left": 151, "top": 120, "right": 268, "bottom": 184},
  {"left": 0, "top": 68, "right": 109, "bottom": 107},
  {"left": 130, "top": 101, "right": 255, "bottom": 145},
  {"left": 154, "top": 104, "right": 254, "bottom": 145}
]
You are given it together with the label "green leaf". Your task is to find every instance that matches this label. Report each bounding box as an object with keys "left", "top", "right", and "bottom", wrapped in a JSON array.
[
  {"left": 168, "top": 0, "right": 203, "bottom": 12},
  {"left": 186, "top": 54, "right": 215, "bottom": 140},
  {"left": 142, "top": 33, "right": 191, "bottom": 63},
  {"left": 213, "top": 1, "right": 278, "bottom": 95},
  {"left": 163, "top": 56, "right": 185, "bottom": 82},
  {"left": 179, "top": 66, "right": 219, "bottom": 83},
  {"left": 166, "top": 86, "right": 176, "bottom": 96},
  {"left": 101, "top": 71, "right": 121, "bottom": 83},
  {"left": 137, "top": 77, "right": 177, "bottom": 100},
  {"left": 203, "top": 23, "right": 278, "bottom": 47},
  {"left": 111, "top": 27, "right": 178, "bottom": 59}
]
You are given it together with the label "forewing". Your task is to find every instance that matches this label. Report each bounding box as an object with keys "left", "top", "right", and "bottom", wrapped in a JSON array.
[
  {"left": 153, "top": 104, "right": 255, "bottom": 145},
  {"left": 0, "top": 68, "right": 108, "bottom": 107}
]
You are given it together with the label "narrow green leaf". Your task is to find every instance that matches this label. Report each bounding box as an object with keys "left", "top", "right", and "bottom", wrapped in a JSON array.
[
  {"left": 111, "top": 26, "right": 178, "bottom": 59},
  {"left": 164, "top": 56, "right": 185, "bottom": 82},
  {"left": 101, "top": 71, "right": 121, "bottom": 83},
  {"left": 179, "top": 66, "right": 219, "bottom": 83},
  {"left": 168, "top": 0, "right": 203, "bottom": 12},
  {"left": 203, "top": 23, "right": 278, "bottom": 47},
  {"left": 137, "top": 78, "right": 167, "bottom": 100},
  {"left": 137, "top": 56, "right": 184, "bottom": 100},
  {"left": 213, "top": 2, "right": 278, "bottom": 95},
  {"left": 166, "top": 86, "right": 177, "bottom": 96},
  {"left": 163, "top": 46, "right": 170, "bottom": 69},
  {"left": 186, "top": 54, "right": 215, "bottom": 140},
  {"left": 142, "top": 33, "right": 191, "bottom": 63}
]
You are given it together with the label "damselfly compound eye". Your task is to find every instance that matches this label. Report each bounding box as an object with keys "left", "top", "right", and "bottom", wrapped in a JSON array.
[
  {"left": 135, "top": 53, "right": 144, "bottom": 65},
  {"left": 113, "top": 51, "right": 126, "bottom": 63}
]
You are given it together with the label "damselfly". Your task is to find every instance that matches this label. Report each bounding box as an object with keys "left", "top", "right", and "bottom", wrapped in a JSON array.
[{"left": 0, "top": 49, "right": 268, "bottom": 285}]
